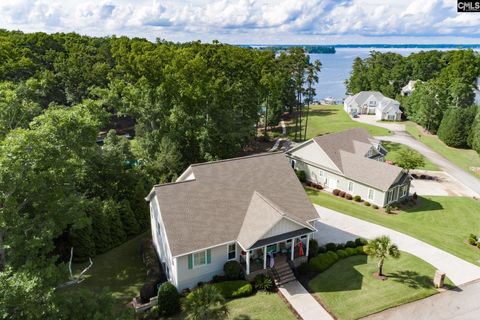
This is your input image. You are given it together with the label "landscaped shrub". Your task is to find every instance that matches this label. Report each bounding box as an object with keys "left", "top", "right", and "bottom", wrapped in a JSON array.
[
  {"left": 353, "top": 195, "right": 362, "bottom": 202},
  {"left": 372, "top": 204, "right": 379, "bottom": 209},
  {"left": 413, "top": 192, "right": 418, "bottom": 200},
  {"left": 354, "top": 238, "right": 368, "bottom": 246},
  {"left": 253, "top": 274, "right": 274, "bottom": 291},
  {"left": 468, "top": 234, "right": 478, "bottom": 246},
  {"left": 364, "top": 201, "right": 371, "bottom": 206},
  {"left": 140, "top": 280, "right": 161, "bottom": 304},
  {"left": 345, "top": 240, "right": 356, "bottom": 248},
  {"left": 224, "top": 260, "right": 242, "bottom": 280},
  {"left": 336, "top": 243, "right": 345, "bottom": 250},
  {"left": 356, "top": 246, "right": 366, "bottom": 255},
  {"left": 345, "top": 194, "right": 353, "bottom": 200},
  {"left": 336, "top": 249, "right": 348, "bottom": 258},
  {"left": 339, "top": 191, "right": 346, "bottom": 198},
  {"left": 325, "top": 243, "right": 337, "bottom": 251},
  {"left": 332, "top": 189, "right": 340, "bottom": 196},
  {"left": 477, "top": 242, "right": 480, "bottom": 249},
  {"left": 385, "top": 205, "right": 392, "bottom": 214},
  {"left": 318, "top": 246, "right": 327, "bottom": 253},
  {"left": 212, "top": 275, "right": 227, "bottom": 283},
  {"left": 308, "top": 251, "right": 339, "bottom": 272},
  {"left": 212, "top": 280, "right": 253, "bottom": 299},
  {"left": 296, "top": 170, "right": 307, "bottom": 183},
  {"left": 306, "top": 181, "right": 312, "bottom": 187},
  {"left": 157, "top": 282, "right": 180, "bottom": 317},
  {"left": 309, "top": 239, "right": 319, "bottom": 258},
  {"left": 345, "top": 247, "right": 357, "bottom": 256}
]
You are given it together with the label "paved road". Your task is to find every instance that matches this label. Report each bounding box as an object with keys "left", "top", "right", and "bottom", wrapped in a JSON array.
[
  {"left": 314, "top": 205, "right": 480, "bottom": 286},
  {"left": 278, "top": 280, "right": 333, "bottom": 320},
  {"left": 363, "top": 279, "right": 480, "bottom": 320},
  {"left": 376, "top": 132, "right": 480, "bottom": 196}
]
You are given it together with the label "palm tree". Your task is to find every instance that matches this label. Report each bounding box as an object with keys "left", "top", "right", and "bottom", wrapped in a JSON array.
[
  {"left": 183, "top": 285, "right": 229, "bottom": 320},
  {"left": 364, "top": 235, "right": 400, "bottom": 277}
]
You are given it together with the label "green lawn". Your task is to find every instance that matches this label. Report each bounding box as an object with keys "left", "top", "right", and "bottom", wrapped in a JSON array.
[
  {"left": 382, "top": 141, "right": 440, "bottom": 171},
  {"left": 309, "top": 253, "right": 453, "bottom": 320},
  {"left": 307, "top": 189, "right": 480, "bottom": 266},
  {"left": 226, "top": 292, "right": 297, "bottom": 320},
  {"left": 405, "top": 122, "right": 480, "bottom": 178},
  {"left": 73, "top": 233, "right": 147, "bottom": 311},
  {"left": 289, "top": 104, "right": 391, "bottom": 140}
]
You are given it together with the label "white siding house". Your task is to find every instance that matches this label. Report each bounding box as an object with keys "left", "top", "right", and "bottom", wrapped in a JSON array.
[{"left": 344, "top": 91, "right": 402, "bottom": 121}]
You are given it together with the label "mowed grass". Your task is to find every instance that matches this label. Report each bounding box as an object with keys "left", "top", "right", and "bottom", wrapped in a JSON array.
[
  {"left": 289, "top": 104, "right": 391, "bottom": 140},
  {"left": 72, "top": 233, "right": 147, "bottom": 311},
  {"left": 309, "top": 253, "right": 453, "bottom": 320},
  {"left": 307, "top": 189, "right": 480, "bottom": 266},
  {"left": 405, "top": 122, "right": 480, "bottom": 178},
  {"left": 382, "top": 141, "right": 440, "bottom": 171},
  {"left": 226, "top": 292, "right": 297, "bottom": 320}
]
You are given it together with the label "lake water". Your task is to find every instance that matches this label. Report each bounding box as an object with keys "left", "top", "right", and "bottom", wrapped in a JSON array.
[{"left": 310, "top": 48, "right": 452, "bottom": 101}]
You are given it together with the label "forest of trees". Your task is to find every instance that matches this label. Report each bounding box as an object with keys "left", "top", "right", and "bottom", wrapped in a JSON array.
[
  {"left": 346, "top": 49, "right": 480, "bottom": 153},
  {"left": 0, "top": 30, "right": 320, "bottom": 319}
]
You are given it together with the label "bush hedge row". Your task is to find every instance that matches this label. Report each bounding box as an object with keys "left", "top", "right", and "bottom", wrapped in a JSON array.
[{"left": 306, "top": 241, "right": 367, "bottom": 273}]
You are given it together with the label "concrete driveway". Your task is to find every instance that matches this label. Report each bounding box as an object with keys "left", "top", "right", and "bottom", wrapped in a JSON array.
[
  {"left": 363, "top": 279, "right": 480, "bottom": 320},
  {"left": 351, "top": 115, "right": 405, "bottom": 132},
  {"left": 410, "top": 170, "right": 478, "bottom": 197},
  {"left": 313, "top": 204, "right": 480, "bottom": 286},
  {"left": 377, "top": 132, "right": 480, "bottom": 196}
]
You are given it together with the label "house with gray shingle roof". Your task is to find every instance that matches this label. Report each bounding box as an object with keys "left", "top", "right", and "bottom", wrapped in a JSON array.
[
  {"left": 344, "top": 91, "right": 402, "bottom": 121},
  {"left": 146, "top": 153, "right": 319, "bottom": 290},
  {"left": 286, "top": 128, "right": 411, "bottom": 207}
]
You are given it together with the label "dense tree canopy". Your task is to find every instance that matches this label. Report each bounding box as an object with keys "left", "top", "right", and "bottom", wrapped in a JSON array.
[{"left": 0, "top": 30, "right": 317, "bottom": 319}]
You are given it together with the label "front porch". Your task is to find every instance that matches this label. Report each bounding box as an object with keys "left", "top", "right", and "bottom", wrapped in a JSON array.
[{"left": 240, "top": 229, "right": 312, "bottom": 278}]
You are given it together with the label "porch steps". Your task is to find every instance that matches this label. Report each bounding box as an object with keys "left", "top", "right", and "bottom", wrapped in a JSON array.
[{"left": 272, "top": 261, "right": 296, "bottom": 286}]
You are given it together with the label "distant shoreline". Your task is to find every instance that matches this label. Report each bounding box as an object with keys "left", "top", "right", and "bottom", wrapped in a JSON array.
[{"left": 243, "top": 44, "right": 480, "bottom": 51}]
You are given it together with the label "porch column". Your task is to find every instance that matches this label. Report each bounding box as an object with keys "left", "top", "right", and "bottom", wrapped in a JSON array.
[
  {"left": 306, "top": 234, "right": 310, "bottom": 257},
  {"left": 290, "top": 238, "right": 295, "bottom": 261},
  {"left": 263, "top": 246, "right": 267, "bottom": 269},
  {"left": 246, "top": 250, "right": 250, "bottom": 275}
]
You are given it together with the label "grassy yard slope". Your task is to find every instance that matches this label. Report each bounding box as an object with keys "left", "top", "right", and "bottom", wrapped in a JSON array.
[
  {"left": 309, "top": 253, "right": 453, "bottom": 320},
  {"left": 382, "top": 141, "right": 440, "bottom": 171},
  {"left": 290, "top": 104, "right": 391, "bottom": 140},
  {"left": 73, "top": 233, "right": 147, "bottom": 309},
  {"left": 307, "top": 189, "right": 480, "bottom": 266},
  {"left": 226, "top": 292, "right": 297, "bottom": 320},
  {"left": 405, "top": 122, "right": 480, "bottom": 178}
]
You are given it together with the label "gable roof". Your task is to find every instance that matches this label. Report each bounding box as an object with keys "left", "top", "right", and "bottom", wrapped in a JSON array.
[
  {"left": 292, "top": 128, "right": 405, "bottom": 191},
  {"left": 151, "top": 153, "right": 318, "bottom": 257},
  {"left": 346, "top": 91, "right": 401, "bottom": 114}
]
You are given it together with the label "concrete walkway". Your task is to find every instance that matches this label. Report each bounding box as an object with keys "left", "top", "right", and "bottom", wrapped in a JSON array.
[
  {"left": 363, "top": 279, "right": 480, "bottom": 320},
  {"left": 377, "top": 131, "right": 480, "bottom": 196},
  {"left": 314, "top": 205, "right": 480, "bottom": 286},
  {"left": 278, "top": 280, "right": 333, "bottom": 320}
]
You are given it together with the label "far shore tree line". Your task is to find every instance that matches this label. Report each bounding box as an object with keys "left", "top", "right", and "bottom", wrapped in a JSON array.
[
  {"left": 0, "top": 30, "right": 320, "bottom": 319},
  {"left": 347, "top": 50, "right": 480, "bottom": 154}
]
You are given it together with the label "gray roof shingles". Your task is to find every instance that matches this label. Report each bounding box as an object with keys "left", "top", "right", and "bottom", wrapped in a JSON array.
[{"left": 153, "top": 153, "right": 318, "bottom": 257}]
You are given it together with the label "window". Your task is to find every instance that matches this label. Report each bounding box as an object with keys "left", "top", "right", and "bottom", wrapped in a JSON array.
[
  {"left": 291, "top": 159, "right": 296, "bottom": 169},
  {"left": 227, "top": 243, "right": 236, "bottom": 260},
  {"left": 193, "top": 251, "right": 206, "bottom": 267},
  {"left": 318, "top": 170, "right": 324, "bottom": 177},
  {"left": 368, "top": 188, "right": 375, "bottom": 200},
  {"left": 348, "top": 181, "right": 354, "bottom": 192},
  {"left": 401, "top": 185, "right": 408, "bottom": 197}
]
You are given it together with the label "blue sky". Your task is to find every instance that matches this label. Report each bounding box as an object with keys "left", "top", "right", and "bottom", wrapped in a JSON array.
[{"left": 1, "top": 0, "right": 479, "bottom": 44}]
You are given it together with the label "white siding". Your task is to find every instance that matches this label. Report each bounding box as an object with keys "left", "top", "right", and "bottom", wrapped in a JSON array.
[
  {"left": 176, "top": 243, "right": 240, "bottom": 290},
  {"left": 150, "top": 197, "right": 177, "bottom": 286},
  {"left": 261, "top": 218, "right": 304, "bottom": 239},
  {"left": 290, "top": 141, "right": 341, "bottom": 174},
  {"left": 296, "top": 160, "right": 388, "bottom": 206}
]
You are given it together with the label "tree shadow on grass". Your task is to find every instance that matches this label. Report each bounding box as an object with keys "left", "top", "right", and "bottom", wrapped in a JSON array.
[
  {"left": 402, "top": 197, "right": 443, "bottom": 213},
  {"left": 233, "top": 315, "right": 251, "bottom": 320},
  {"left": 386, "top": 270, "right": 455, "bottom": 290}
]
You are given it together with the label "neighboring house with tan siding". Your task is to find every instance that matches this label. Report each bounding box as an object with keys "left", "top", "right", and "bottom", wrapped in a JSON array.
[
  {"left": 146, "top": 153, "right": 319, "bottom": 290},
  {"left": 286, "top": 128, "right": 411, "bottom": 207}
]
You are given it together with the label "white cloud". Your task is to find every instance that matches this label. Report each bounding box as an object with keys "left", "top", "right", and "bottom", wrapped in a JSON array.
[{"left": 0, "top": 0, "right": 478, "bottom": 43}]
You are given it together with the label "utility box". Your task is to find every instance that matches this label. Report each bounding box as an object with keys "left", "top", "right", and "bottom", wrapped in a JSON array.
[{"left": 434, "top": 270, "right": 446, "bottom": 288}]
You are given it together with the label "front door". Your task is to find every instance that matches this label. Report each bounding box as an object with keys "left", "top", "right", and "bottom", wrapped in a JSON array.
[{"left": 326, "top": 177, "right": 337, "bottom": 189}]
